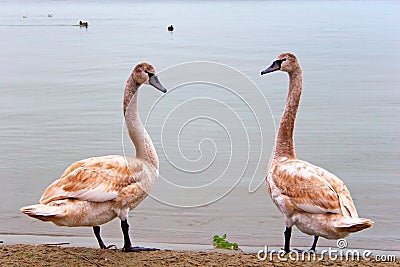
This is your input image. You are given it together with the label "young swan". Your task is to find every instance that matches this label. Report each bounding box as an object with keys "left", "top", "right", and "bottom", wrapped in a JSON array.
[
  {"left": 21, "top": 63, "right": 167, "bottom": 252},
  {"left": 261, "top": 53, "right": 373, "bottom": 252}
]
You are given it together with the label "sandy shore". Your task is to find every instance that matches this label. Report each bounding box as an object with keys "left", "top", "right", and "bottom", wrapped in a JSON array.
[{"left": 1, "top": 244, "right": 398, "bottom": 267}]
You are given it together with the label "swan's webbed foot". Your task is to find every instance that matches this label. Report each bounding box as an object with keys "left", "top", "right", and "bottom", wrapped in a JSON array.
[
  {"left": 93, "top": 226, "right": 113, "bottom": 249},
  {"left": 120, "top": 219, "right": 159, "bottom": 252},
  {"left": 122, "top": 246, "right": 160, "bottom": 252},
  {"left": 104, "top": 245, "right": 118, "bottom": 250},
  {"left": 292, "top": 248, "right": 304, "bottom": 253},
  {"left": 280, "top": 248, "right": 305, "bottom": 254}
]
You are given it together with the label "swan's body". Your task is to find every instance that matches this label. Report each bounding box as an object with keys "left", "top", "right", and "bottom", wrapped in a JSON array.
[
  {"left": 21, "top": 63, "right": 167, "bottom": 251},
  {"left": 26, "top": 156, "right": 156, "bottom": 227},
  {"left": 261, "top": 53, "right": 373, "bottom": 252}
]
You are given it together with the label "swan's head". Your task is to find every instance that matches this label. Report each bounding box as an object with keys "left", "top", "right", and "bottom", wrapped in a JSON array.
[
  {"left": 132, "top": 62, "right": 167, "bottom": 93},
  {"left": 261, "top": 53, "right": 299, "bottom": 75}
]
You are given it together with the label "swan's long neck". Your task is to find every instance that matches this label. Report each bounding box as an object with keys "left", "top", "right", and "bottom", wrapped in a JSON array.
[
  {"left": 123, "top": 76, "right": 159, "bottom": 169},
  {"left": 274, "top": 69, "right": 302, "bottom": 159}
]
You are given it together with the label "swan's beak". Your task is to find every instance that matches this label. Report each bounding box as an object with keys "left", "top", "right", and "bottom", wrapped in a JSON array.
[
  {"left": 261, "top": 60, "right": 281, "bottom": 75},
  {"left": 149, "top": 75, "right": 167, "bottom": 93}
]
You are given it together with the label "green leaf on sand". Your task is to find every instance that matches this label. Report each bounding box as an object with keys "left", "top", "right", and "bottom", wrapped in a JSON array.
[{"left": 213, "top": 234, "right": 240, "bottom": 251}]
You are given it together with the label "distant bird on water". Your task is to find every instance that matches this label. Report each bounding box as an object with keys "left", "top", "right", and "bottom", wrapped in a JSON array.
[
  {"left": 79, "top": 20, "right": 89, "bottom": 28},
  {"left": 167, "top": 25, "right": 174, "bottom": 32},
  {"left": 22, "top": 15, "right": 27, "bottom": 19},
  {"left": 48, "top": 13, "right": 53, "bottom": 18},
  {"left": 21, "top": 63, "right": 167, "bottom": 252}
]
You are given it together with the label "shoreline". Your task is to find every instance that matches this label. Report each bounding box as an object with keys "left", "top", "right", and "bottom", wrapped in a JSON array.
[
  {"left": 1, "top": 234, "right": 399, "bottom": 266},
  {"left": 2, "top": 233, "right": 399, "bottom": 256},
  {"left": 1, "top": 243, "right": 398, "bottom": 267}
]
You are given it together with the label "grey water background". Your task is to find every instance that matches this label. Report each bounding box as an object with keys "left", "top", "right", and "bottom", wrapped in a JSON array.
[{"left": 0, "top": 0, "right": 399, "bottom": 251}]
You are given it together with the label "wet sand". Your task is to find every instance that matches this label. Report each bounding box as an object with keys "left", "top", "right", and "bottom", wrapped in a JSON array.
[{"left": 1, "top": 244, "right": 398, "bottom": 267}]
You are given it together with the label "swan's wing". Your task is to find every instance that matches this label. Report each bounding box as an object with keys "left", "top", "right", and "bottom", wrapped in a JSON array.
[
  {"left": 312, "top": 164, "right": 358, "bottom": 217},
  {"left": 40, "top": 156, "right": 144, "bottom": 204},
  {"left": 271, "top": 159, "right": 357, "bottom": 217}
]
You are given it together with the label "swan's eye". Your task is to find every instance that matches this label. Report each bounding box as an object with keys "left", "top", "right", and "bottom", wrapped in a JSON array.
[
  {"left": 144, "top": 70, "right": 155, "bottom": 77},
  {"left": 275, "top": 58, "right": 286, "bottom": 68}
]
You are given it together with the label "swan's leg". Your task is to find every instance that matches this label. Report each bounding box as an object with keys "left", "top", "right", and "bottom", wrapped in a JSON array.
[
  {"left": 120, "top": 219, "right": 159, "bottom": 252},
  {"left": 310, "top": 236, "right": 319, "bottom": 251},
  {"left": 284, "top": 226, "right": 292, "bottom": 253},
  {"left": 93, "top": 226, "right": 106, "bottom": 249}
]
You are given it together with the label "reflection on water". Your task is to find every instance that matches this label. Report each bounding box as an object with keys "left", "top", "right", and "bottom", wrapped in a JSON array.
[{"left": 0, "top": 0, "right": 399, "bottom": 251}]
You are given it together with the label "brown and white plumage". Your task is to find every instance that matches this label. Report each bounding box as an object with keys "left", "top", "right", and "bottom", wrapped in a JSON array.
[
  {"left": 261, "top": 53, "right": 373, "bottom": 252},
  {"left": 27, "top": 156, "right": 156, "bottom": 226},
  {"left": 21, "top": 63, "right": 167, "bottom": 251}
]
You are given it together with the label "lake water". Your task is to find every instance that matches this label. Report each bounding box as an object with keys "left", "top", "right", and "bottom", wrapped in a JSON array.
[{"left": 0, "top": 0, "right": 399, "bottom": 252}]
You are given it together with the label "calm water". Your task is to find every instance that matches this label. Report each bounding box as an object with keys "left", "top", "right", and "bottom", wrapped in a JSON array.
[{"left": 0, "top": 0, "right": 399, "bottom": 251}]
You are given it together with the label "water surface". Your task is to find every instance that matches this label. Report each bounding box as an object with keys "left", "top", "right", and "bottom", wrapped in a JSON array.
[{"left": 0, "top": 0, "right": 399, "bottom": 251}]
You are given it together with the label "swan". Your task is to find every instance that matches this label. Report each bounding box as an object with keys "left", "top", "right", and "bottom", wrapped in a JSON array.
[
  {"left": 261, "top": 53, "right": 373, "bottom": 252},
  {"left": 21, "top": 63, "right": 167, "bottom": 252}
]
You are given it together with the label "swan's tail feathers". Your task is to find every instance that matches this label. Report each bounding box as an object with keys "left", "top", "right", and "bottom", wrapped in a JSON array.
[
  {"left": 20, "top": 204, "right": 63, "bottom": 222},
  {"left": 334, "top": 217, "right": 374, "bottom": 233}
]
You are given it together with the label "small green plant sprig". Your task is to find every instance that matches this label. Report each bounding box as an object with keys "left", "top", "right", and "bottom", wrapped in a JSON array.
[{"left": 213, "top": 234, "right": 239, "bottom": 251}]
